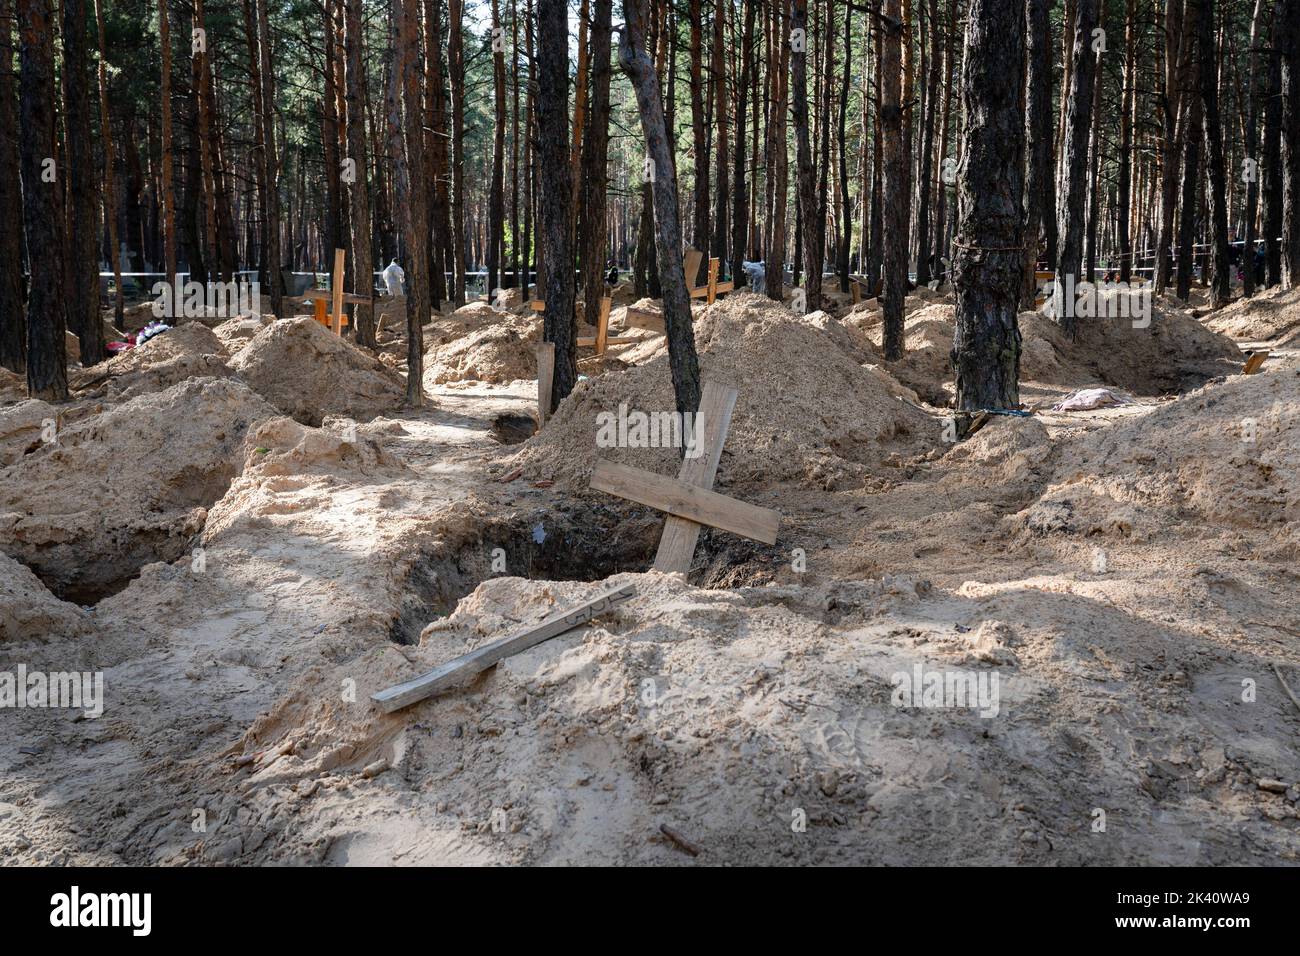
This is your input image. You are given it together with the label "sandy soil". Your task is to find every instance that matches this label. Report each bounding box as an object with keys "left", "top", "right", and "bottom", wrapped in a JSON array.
[{"left": 0, "top": 289, "right": 1296, "bottom": 866}]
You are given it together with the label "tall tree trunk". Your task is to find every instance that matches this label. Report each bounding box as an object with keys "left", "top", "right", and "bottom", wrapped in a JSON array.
[
  {"left": 488, "top": 0, "right": 506, "bottom": 296},
  {"left": 1242, "top": 0, "right": 1266, "bottom": 298},
  {"left": 689, "top": 0, "right": 708, "bottom": 283},
  {"left": 345, "top": 0, "right": 375, "bottom": 344},
  {"left": 731, "top": 0, "right": 755, "bottom": 289},
  {"left": 0, "top": 0, "right": 26, "bottom": 372},
  {"left": 881, "top": 0, "right": 907, "bottom": 358},
  {"left": 1281, "top": 0, "right": 1300, "bottom": 286},
  {"left": 953, "top": 0, "right": 1025, "bottom": 413},
  {"left": 915, "top": 0, "right": 939, "bottom": 285},
  {"left": 448, "top": 0, "right": 466, "bottom": 303},
  {"left": 62, "top": 0, "right": 102, "bottom": 363},
  {"left": 1022, "top": 0, "right": 1053, "bottom": 308},
  {"left": 764, "top": 0, "right": 789, "bottom": 300},
  {"left": 1053, "top": 0, "right": 1097, "bottom": 337},
  {"left": 1155, "top": 0, "right": 1187, "bottom": 294},
  {"left": 582, "top": 0, "right": 613, "bottom": 329},
  {"left": 537, "top": 0, "right": 576, "bottom": 411},
  {"left": 1117, "top": 0, "right": 1136, "bottom": 283},
  {"left": 835, "top": 1, "right": 852, "bottom": 291},
  {"left": 425, "top": 0, "right": 450, "bottom": 305},
  {"left": 394, "top": 0, "right": 428, "bottom": 404},
  {"left": 792, "top": 0, "right": 819, "bottom": 305},
  {"left": 620, "top": 0, "right": 701, "bottom": 416},
  {"left": 18, "top": 0, "right": 67, "bottom": 399},
  {"left": 1176, "top": 0, "right": 1204, "bottom": 301},
  {"left": 92, "top": 0, "right": 121, "bottom": 329},
  {"left": 1198, "top": 0, "right": 1230, "bottom": 307},
  {"left": 255, "top": 0, "right": 282, "bottom": 315},
  {"left": 159, "top": 0, "right": 179, "bottom": 286},
  {"left": 1264, "top": 0, "right": 1283, "bottom": 287},
  {"left": 710, "top": 0, "right": 729, "bottom": 271}
]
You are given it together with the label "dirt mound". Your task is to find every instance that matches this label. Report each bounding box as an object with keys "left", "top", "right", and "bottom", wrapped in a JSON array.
[
  {"left": 213, "top": 315, "right": 274, "bottom": 355},
  {"left": 73, "top": 321, "right": 233, "bottom": 401},
  {"left": 230, "top": 316, "right": 407, "bottom": 426},
  {"left": 502, "top": 291, "right": 937, "bottom": 491},
  {"left": 0, "top": 550, "right": 90, "bottom": 640},
  {"left": 0, "top": 400, "right": 57, "bottom": 467},
  {"left": 1203, "top": 286, "right": 1300, "bottom": 343},
  {"left": 1011, "top": 369, "right": 1299, "bottom": 543},
  {"left": 0, "top": 377, "right": 277, "bottom": 602},
  {"left": 423, "top": 300, "right": 503, "bottom": 348},
  {"left": 425, "top": 314, "right": 540, "bottom": 385},
  {"left": 0, "top": 367, "right": 26, "bottom": 404}
]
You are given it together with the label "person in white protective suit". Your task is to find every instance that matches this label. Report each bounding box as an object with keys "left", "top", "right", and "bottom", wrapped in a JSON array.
[{"left": 382, "top": 258, "right": 406, "bottom": 297}]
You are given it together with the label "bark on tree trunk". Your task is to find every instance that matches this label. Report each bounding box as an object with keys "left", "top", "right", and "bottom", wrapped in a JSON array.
[
  {"left": 345, "top": 0, "right": 375, "bottom": 345},
  {"left": 92, "top": 0, "right": 121, "bottom": 329},
  {"left": 1281, "top": 0, "right": 1300, "bottom": 287},
  {"left": 1264, "top": 0, "right": 1283, "bottom": 287},
  {"left": 538, "top": 0, "right": 577, "bottom": 412},
  {"left": 1022, "top": 0, "right": 1053, "bottom": 309},
  {"left": 953, "top": 0, "right": 1025, "bottom": 414},
  {"left": 730, "top": 0, "right": 755, "bottom": 291},
  {"left": 881, "top": 0, "right": 907, "bottom": 358},
  {"left": 395, "top": 0, "right": 428, "bottom": 405},
  {"left": 581, "top": 0, "right": 613, "bottom": 330},
  {"left": 18, "top": 0, "right": 68, "bottom": 400},
  {"left": 62, "top": 0, "right": 103, "bottom": 363},
  {"left": 620, "top": 0, "right": 702, "bottom": 416},
  {"left": 0, "top": 0, "right": 25, "bottom": 372},
  {"left": 255, "top": 0, "right": 283, "bottom": 315},
  {"left": 488, "top": 0, "right": 506, "bottom": 296},
  {"left": 1242, "top": 0, "right": 1266, "bottom": 298},
  {"left": 1197, "top": 0, "right": 1230, "bottom": 307},
  {"left": 1053, "top": 0, "right": 1097, "bottom": 338},
  {"left": 1176, "top": 0, "right": 1204, "bottom": 301},
  {"left": 792, "top": 0, "right": 819, "bottom": 306},
  {"left": 449, "top": 0, "right": 467, "bottom": 304}
]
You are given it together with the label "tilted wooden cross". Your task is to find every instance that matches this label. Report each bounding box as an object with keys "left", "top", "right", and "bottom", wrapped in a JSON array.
[
  {"left": 303, "top": 247, "right": 375, "bottom": 335},
  {"left": 588, "top": 382, "right": 779, "bottom": 573}
]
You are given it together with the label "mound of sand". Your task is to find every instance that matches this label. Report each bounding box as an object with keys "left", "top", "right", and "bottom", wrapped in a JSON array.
[
  {"left": 230, "top": 317, "right": 407, "bottom": 426},
  {"left": 0, "top": 377, "right": 277, "bottom": 602},
  {"left": 73, "top": 321, "right": 233, "bottom": 401},
  {"left": 423, "top": 300, "right": 504, "bottom": 348},
  {"left": 424, "top": 314, "right": 540, "bottom": 385},
  {"left": 213, "top": 315, "right": 274, "bottom": 355},
  {"left": 1203, "top": 286, "right": 1300, "bottom": 344},
  {"left": 1011, "top": 369, "right": 1299, "bottom": 543},
  {"left": 0, "top": 400, "right": 57, "bottom": 467},
  {"left": 0, "top": 550, "right": 90, "bottom": 640},
  {"left": 851, "top": 302, "right": 1240, "bottom": 405},
  {"left": 0, "top": 367, "right": 25, "bottom": 405},
  {"left": 503, "top": 292, "right": 937, "bottom": 491}
]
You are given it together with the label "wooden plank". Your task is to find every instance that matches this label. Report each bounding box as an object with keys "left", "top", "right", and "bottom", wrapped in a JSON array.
[
  {"left": 850, "top": 280, "right": 862, "bottom": 304},
  {"left": 371, "top": 583, "right": 637, "bottom": 713},
  {"left": 683, "top": 247, "right": 704, "bottom": 289},
  {"left": 622, "top": 307, "right": 665, "bottom": 333},
  {"left": 530, "top": 299, "right": 546, "bottom": 311},
  {"left": 576, "top": 335, "right": 638, "bottom": 346},
  {"left": 591, "top": 459, "right": 779, "bottom": 546},
  {"left": 313, "top": 298, "right": 327, "bottom": 325},
  {"left": 595, "top": 296, "right": 611, "bottom": 356},
  {"left": 654, "top": 382, "right": 739, "bottom": 573},
  {"left": 1243, "top": 350, "right": 1269, "bottom": 375},
  {"left": 303, "top": 289, "right": 372, "bottom": 306},
  {"left": 330, "top": 248, "right": 346, "bottom": 335},
  {"left": 713, "top": 280, "right": 734, "bottom": 294},
  {"left": 536, "top": 342, "right": 555, "bottom": 427},
  {"left": 707, "top": 257, "right": 719, "bottom": 304}
]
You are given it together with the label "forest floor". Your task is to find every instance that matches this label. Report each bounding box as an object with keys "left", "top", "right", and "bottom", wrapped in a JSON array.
[{"left": 1, "top": 283, "right": 1298, "bottom": 865}]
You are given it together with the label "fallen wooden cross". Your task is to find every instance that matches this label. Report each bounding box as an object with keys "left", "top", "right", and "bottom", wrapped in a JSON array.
[
  {"left": 1242, "top": 350, "right": 1269, "bottom": 375},
  {"left": 588, "top": 382, "right": 780, "bottom": 573},
  {"left": 371, "top": 582, "right": 637, "bottom": 713}
]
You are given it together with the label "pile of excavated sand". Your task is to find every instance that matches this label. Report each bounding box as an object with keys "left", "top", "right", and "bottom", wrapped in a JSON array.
[
  {"left": 1011, "top": 369, "right": 1299, "bottom": 548},
  {"left": 230, "top": 316, "right": 407, "bottom": 426},
  {"left": 850, "top": 302, "right": 1240, "bottom": 405},
  {"left": 0, "top": 400, "right": 57, "bottom": 467},
  {"left": 0, "top": 367, "right": 27, "bottom": 405},
  {"left": 502, "top": 292, "right": 937, "bottom": 491},
  {"left": 213, "top": 315, "right": 274, "bottom": 355},
  {"left": 1203, "top": 286, "right": 1300, "bottom": 344},
  {"left": 73, "top": 322, "right": 233, "bottom": 400},
  {"left": 424, "top": 314, "right": 540, "bottom": 385},
  {"left": 424, "top": 300, "right": 504, "bottom": 348},
  {"left": 0, "top": 550, "right": 90, "bottom": 640},
  {"left": 0, "top": 377, "right": 277, "bottom": 602}
]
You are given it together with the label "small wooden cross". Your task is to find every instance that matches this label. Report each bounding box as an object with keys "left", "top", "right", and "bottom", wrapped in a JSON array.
[
  {"left": 303, "top": 247, "right": 373, "bottom": 334},
  {"left": 588, "top": 382, "right": 779, "bottom": 573}
]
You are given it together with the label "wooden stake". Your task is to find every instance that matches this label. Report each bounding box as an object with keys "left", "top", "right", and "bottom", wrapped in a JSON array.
[
  {"left": 371, "top": 582, "right": 637, "bottom": 713},
  {"left": 707, "top": 257, "right": 719, "bottom": 304},
  {"left": 595, "top": 295, "right": 611, "bottom": 356},
  {"left": 536, "top": 341, "right": 555, "bottom": 426},
  {"left": 330, "top": 247, "right": 346, "bottom": 335}
]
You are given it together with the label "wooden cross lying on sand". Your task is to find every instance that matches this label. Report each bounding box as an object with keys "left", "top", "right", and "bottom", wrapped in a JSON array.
[
  {"left": 303, "top": 247, "right": 375, "bottom": 334},
  {"left": 588, "top": 382, "right": 780, "bottom": 573},
  {"left": 371, "top": 582, "right": 637, "bottom": 713}
]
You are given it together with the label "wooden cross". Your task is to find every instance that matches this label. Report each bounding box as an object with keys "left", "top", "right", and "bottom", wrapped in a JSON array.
[
  {"left": 686, "top": 251, "right": 734, "bottom": 304},
  {"left": 536, "top": 342, "right": 555, "bottom": 427},
  {"left": 588, "top": 382, "right": 779, "bottom": 573},
  {"left": 303, "top": 247, "right": 374, "bottom": 334}
]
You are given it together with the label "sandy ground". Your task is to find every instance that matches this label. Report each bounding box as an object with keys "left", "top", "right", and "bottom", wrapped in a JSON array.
[{"left": 0, "top": 290, "right": 1297, "bottom": 866}]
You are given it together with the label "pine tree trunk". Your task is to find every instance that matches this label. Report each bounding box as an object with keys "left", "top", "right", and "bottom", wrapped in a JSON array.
[
  {"left": 0, "top": 0, "right": 26, "bottom": 372},
  {"left": 345, "top": 0, "right": 375, "bottom": 344},
  {"left": 914, "top": 0, "right": 939, "bottom": 285},
  {"left": 1155, "top": 0, "right": 1187, "bottom": 294},
  {"left": 1264, "top": 0, "right": 1283, "bottom": 287},
  {"left": 689, "top": 0, "right": 708, "bottom": 284},
  {"left": 61, "top": 0, "right": 101, "bottom": 362},
  {"left": 1197, "top": 0, "right": 1230, "bottom": 307},
  {"left": 18, "top": 0, "right": 68, "bottom": 400},
  {"left": 792, "top": 0, "right": 819, "bottom": 305},
  {"left": 764, "top": 0, "right": 789, "bottom": 300},
  {"left": 1053, "top": 0, "right": 1097, "bottom": 337},
  {"left": 581, "top": 0, "right": 613, "bottom": 329},
  {"left": 952, "top": 0, "right": 1024, "bottom": 413},
  {"left": 1022, "top": 0, "right": 1053, "bottom": 308},
  {"left": 1117, "top": 0, "right": 1135, "bottom": 283},
  {"left": 881, "top": 0, "right": 907, "bottom": 358},
  {"left": 538, "top": 0, "right": 576, "bottom": 412},
  {"left": 730, "top": 0, "right": 755, "bottom": 290},
  {"left": 448, "top": 0, "right": 467, "bottom": 304},
  {"left": 1176, "top": 0, "right": 1203, "bottom": 301},
  {"left": 1281, "top": 0, "right": 1300, "bottom": 286},
  {"left": 395, "top": 0, "right": 428, "bottom": 404},
  {"left": 1242, "top": 0, "right": 1266, "bottom": 298},
  {"left": 255, "top": 0, "right": 282, "bottom": 315},
  {"left": 620, "top": 0, "right": 701, "bottom": 416}
]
